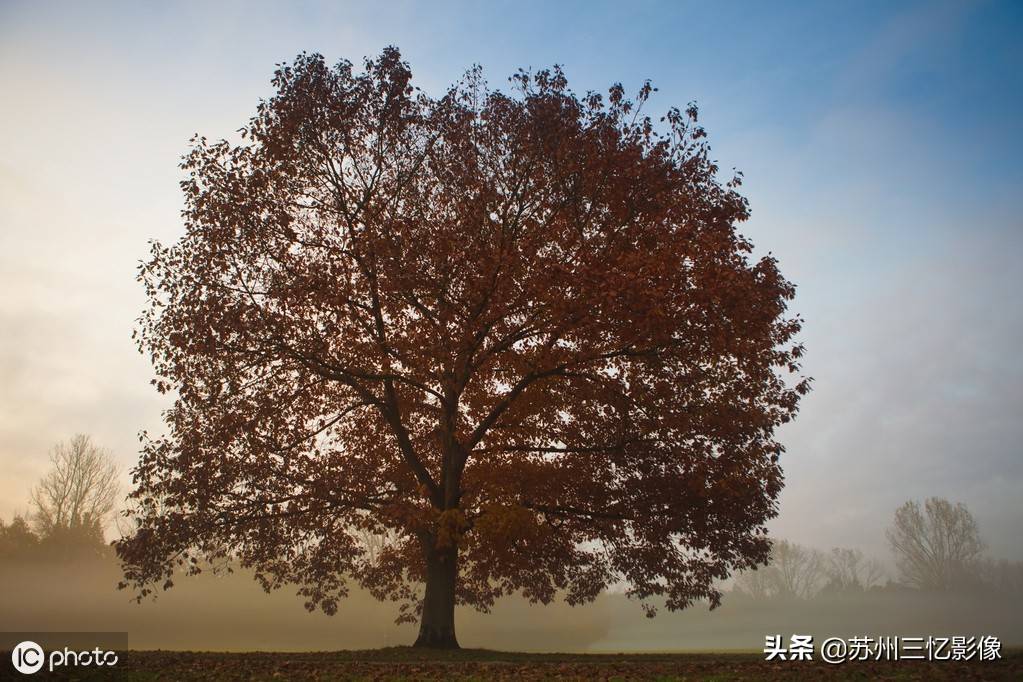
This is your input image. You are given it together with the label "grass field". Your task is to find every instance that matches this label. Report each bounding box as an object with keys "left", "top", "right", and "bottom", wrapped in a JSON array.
[{"left": 15, "top": 647, "right": 1021, "bottom": 681}]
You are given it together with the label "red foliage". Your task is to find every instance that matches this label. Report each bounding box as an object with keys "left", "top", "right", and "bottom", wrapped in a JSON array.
[{"left": 116, "top": 48, "right": 809, "bottom": 641}]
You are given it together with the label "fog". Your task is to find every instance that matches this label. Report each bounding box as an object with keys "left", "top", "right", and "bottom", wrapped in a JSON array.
[
  {"left": 0, "top": 557, "right": 608, "bottom": 652},
  {"left": 2, "top": 555, "right": 1019, "bottom": 652}
]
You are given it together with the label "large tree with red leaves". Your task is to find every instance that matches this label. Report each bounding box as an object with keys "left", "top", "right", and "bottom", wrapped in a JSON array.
[{"left": 116, "top": 48, "right": 809, "bottom": 648}]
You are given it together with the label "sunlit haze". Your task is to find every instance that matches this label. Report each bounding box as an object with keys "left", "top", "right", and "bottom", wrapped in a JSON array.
[{"left": 1, "top": 0, "right": 1021, "bottom": 570}]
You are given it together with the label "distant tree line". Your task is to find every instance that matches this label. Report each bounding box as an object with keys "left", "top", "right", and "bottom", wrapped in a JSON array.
[
  {"left": 732, "top": 496, "right": 1023, "bottom": 600},
  {"left": 733, "top": 541, "right": 884, "bottom": 599}
]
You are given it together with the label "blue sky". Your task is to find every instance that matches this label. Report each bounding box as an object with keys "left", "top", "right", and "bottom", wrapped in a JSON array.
[{"left": 1, "top": 0, "right": 1021, "bottom": 563}]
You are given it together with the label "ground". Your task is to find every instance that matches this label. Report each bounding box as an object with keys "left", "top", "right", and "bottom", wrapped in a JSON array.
[{"left": 14, "top": 648, "right": 1021, "bottom": 681}]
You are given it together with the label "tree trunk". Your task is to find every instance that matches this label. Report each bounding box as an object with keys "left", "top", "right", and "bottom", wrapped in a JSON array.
[{"left": 414, "top": 541, "right": 459, "bottom": 648}]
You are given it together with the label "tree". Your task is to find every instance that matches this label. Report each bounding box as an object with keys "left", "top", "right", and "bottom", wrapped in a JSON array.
[
  {"left": 886, "top": 497, "right": 984, "bottom": 591},
  {"left": 823, "top": 547, "right": 884, "bottom": 593},
  {"left": 30, "top": 434, "right": 119, "bottom": 540},
  {"left": 0, "top": 515, "right": 39, "bottom": 559},
  {"left": 732, "top": 559, "right": 775, "bottom": 600},
  {"left": 116, "top": 48, "right": 809, "bottom": 648},
  {"left": 733, "top": 539, "right": 825, "bottom": 600},
  {"left": 770, "top": 540, "right": 826, "bottom": 599}
]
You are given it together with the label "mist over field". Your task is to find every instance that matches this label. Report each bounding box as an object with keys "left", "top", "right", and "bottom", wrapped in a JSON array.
[
  {"left": 0, "top": 556, "right": 604, "bottom": 652},
  {"left": 2, "top": 553, "right": 1020, "bottom": 652}
]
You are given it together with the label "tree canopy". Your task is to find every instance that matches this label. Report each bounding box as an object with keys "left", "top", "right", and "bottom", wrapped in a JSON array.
[{"left": 116, "top": 47, "right": 809, "bottom": 647}]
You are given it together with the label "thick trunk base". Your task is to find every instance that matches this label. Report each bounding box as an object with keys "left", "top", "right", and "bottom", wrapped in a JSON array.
[
  {"left": 413, "top": 626, "right": 460, "bottom": 649},
  {"left": 413, "top": 541, "right": 459, "bottom": 649}
]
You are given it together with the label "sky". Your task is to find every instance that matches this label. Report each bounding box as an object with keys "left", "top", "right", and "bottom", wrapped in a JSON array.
[{"left": 1, "top": 0, "right": 1020, "bottom": 565}]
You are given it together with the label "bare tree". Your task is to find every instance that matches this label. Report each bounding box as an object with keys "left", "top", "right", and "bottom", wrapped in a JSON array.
[
  {"left": 886, "top": 497, "right": 984, "bottom": 590},
  {"left": 733, "top": 539, "right": 826, "bottom": 600},
  {"left": 772, "top": 540, "right": 826, "bottom": 599},
  {"left": 732, "top": 562, "right": 777, "bottom": 600},
  {"left": 30, "top": 434, "right": 119, "bottom": 538},
  {"left": 824, "top": 547, "right": 885, "bottom": 592}
]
